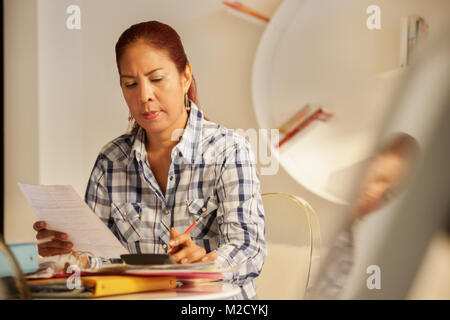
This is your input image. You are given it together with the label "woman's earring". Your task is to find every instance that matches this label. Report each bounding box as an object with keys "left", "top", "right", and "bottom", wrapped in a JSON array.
[
  {"left": 184, "top": 93, "right": 191, "bottom": 112},
  {"left": 128, "top": 111, "right": 134, "bottom": 122}
]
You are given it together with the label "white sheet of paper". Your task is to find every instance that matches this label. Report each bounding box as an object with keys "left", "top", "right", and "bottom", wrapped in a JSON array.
[{"left": 18, "top": 183, "right": 128, "bottom": 258}]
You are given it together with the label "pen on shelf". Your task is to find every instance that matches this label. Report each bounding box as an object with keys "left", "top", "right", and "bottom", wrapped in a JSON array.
[
  {"left": 279, "top": 104, "right": 311, "bottom": 134},
  {"left": 222, "top": 1, "right": 271, "bottom": 23},
  {"left": 168, "top": 220, "right": 198, "bottom": 253},
  {"left": 276, "top": 107, "right": 333, "bottom": 149}
]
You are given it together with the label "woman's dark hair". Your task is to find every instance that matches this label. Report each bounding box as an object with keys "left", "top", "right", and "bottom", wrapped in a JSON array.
[{"left": 115, "top": 21, "right": 200, "bottom": 131}]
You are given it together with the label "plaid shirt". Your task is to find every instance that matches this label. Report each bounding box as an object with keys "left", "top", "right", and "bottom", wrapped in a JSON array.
[{"left": 84, "top": 101, "right": 266, "bottom": 299}]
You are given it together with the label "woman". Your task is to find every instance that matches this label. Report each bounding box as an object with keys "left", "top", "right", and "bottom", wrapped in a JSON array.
[
  {"left": 33, "top": 21, "right": 266, "bottom": 299},
  {"left": 309, "top": 132, "right": 419, "bottom": 299}
]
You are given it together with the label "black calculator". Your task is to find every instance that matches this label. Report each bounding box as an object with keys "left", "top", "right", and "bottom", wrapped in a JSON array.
[{"left": 120, "top": 253, "right": 176, "bottom": 265}]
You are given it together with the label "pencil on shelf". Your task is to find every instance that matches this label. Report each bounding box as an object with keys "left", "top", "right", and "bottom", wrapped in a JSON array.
[
  {"left": 279, "top": 104, "right": 311, "bottom": 135},
  {"left": 276, "top": 107, "right": 333, "bottom": 149},
  {"left": 223, "top": 1, "right": 271, "bottom": 23}
]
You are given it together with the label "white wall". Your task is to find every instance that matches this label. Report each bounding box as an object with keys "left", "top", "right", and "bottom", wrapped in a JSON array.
[{"left": 4, "top": 0, "right": 40, "bottom": 243}]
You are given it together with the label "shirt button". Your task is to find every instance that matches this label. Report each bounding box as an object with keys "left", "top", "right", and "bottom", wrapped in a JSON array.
[
  {"left": 201, "top": 207, "right": 207, "bottom": 212},
  {"left": 164, "top": 209, "right": 170, "bottom": 215},
  {"left": 169, "top": 176, "right": 173, "bottom": 181},
  {"left": 162, "top": 244, "right": 167, "bottom": 249},
  {"left": 123, "top": 212, "right": 128, "bottom": 217}
]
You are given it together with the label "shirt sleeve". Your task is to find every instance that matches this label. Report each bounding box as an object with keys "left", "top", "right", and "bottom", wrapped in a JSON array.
[
  {"left": 213, "top": 138, "right": 267, "bottom": 287},
  {"left": 84, "top": 154, "right": 112, "bottom": 227},
  {"left": 307, "top": 222, "right": 356, "bottom": 299},
  {"left": 84, "top": 154, "right": 124, "bottom": 267}
]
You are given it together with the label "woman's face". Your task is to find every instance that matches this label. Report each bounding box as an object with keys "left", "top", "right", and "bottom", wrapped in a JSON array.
[
  {"left": 119, "top": 41, "right": 191, "bottom": 135},
  {"left": 354, "top": 152, "right": 409, "bottom": 218}
]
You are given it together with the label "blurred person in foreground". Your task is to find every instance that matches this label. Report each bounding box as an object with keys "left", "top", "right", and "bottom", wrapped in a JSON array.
[
  {"left": 308, "top": 132, "right": 420, "bottom": 299},
  {"left": 309, "top": 22, "right": 450, "bottom": 298}
]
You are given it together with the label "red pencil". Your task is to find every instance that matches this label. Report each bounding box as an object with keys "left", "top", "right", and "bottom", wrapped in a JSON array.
[
  {"left": 223, "top": 1, "right": 271, "bottom": 22},
  {"left": 276, "top": 108, "right": 333, "bottom": 148},
  {"left": 168, "top": 221, "right": 198, "bottom": 252}
]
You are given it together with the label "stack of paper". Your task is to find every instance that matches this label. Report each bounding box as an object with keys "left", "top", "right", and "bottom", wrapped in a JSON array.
[{"left": 27, "top": 275, "right": 177, "bottom": 298}]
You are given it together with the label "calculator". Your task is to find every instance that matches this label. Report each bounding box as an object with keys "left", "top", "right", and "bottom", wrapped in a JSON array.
[{"left": 120, "top": 253, "right": 176, "bottom": 265}]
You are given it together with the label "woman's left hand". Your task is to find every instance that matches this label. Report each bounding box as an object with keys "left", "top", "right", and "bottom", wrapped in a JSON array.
[{"left": 168, "top": 227, "right": 217, "bottom": 264}]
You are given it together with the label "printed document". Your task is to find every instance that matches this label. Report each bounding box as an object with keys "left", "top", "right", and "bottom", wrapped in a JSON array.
[{"left": 18, "top": 183, "right": 128, "bottom": 258}]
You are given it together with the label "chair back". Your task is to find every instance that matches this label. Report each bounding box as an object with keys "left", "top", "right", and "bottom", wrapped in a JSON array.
[{"left": 256, "top": 193, "right": 321, "bottom": 299}]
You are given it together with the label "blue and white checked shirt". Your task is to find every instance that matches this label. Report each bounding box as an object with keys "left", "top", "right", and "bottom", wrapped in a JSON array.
[{"left": 84, "top": 101, "right": 266, "bottom": 299}]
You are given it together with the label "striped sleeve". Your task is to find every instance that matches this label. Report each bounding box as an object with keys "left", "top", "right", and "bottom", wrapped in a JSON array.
[
  {"left": 214, "top": 137, "right": 267, "bottom": 296},
  {"left": 84, "top": 153, "right": 127, "bottom": 265},
  {"left": 84, "top": 154, "right": 112, "bottom": 227}
]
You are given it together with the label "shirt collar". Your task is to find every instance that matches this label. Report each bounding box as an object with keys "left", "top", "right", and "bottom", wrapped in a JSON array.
[{"left": 130, "top": 100, "right": 203, "bottom": 165}]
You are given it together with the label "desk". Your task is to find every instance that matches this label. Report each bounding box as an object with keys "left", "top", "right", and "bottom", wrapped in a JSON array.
[{"left": 93, "top": 282, "right": 241, "bottom": 300}]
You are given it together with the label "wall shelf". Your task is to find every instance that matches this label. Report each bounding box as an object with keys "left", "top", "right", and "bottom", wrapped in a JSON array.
[{"left": 251, "top": 0, "right": 434, "bottom": 204}]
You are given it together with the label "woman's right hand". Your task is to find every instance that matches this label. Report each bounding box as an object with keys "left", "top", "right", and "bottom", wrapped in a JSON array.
[{"left": 33, "top": 221, "right": 74, "bottom": 257}]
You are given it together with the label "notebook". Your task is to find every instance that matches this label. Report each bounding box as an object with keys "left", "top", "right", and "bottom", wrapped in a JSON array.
[{"left": 27, "top": 275, "right": 177, "bottom": 298}]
